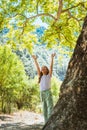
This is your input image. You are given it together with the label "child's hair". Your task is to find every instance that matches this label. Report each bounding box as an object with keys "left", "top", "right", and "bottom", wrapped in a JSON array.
[{"left": 38, "top": 66, "right": 49, "bottom": 83}]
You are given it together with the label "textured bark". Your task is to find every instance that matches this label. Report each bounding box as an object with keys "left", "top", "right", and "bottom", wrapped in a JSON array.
[{"left": 42, "top": 16, "right": 87, "bottom": 130}]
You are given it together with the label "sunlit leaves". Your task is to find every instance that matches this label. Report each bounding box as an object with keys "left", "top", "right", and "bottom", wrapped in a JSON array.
[
  {"left": 0, "top": 0, "right": 87, "bottom": 52},
  {"left": 0, "top": 45, "right": 30, "bottom": 112},
  {"left": 39, "top": 0, "right": 58, "bottom": 13},
  {"left": 21, "top": 33, "right": 37, "bottom": 53},
  {"left": 0, "top": 45, "right": 29, "bottom": 89}
]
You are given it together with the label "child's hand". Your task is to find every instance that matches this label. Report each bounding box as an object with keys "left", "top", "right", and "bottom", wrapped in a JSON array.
[
  {"left": 51, "top": 53, "right": 56, "bottom": 58},
  {"left": 32, "top": 55, "right": 37, "bottom": 60}
]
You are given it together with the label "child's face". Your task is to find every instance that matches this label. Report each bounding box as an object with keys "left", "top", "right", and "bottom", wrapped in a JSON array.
[{"left": 41, "top": 66, "right": 48, "bottom": 74}]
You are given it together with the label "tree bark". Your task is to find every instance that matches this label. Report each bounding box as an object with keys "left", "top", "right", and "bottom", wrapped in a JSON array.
[{"left": 42, "top": 16, "right": 87, "bottom": 130}]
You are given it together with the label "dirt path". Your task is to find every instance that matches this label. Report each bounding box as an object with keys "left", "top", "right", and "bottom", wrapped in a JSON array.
[{"left": 0, "top": 111, "right": 44, "bottom": 130}]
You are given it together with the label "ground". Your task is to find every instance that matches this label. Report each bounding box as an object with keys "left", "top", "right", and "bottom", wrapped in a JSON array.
[{"left": 0, "top": 111, "right": 44, "bottom": 130}]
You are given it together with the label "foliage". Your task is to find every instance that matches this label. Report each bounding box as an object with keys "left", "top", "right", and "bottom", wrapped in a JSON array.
[
  {"left": 25, "top": 77, "right": 41, "bottom": 112},
  {"left": 0, "top": 45, "right": 29, "bottom": 113},
  {"left": 0, "top": 0, "right": 87, "bottom": 52},
  {"left": 51, "top": 76, "right": 61, "bottom": 105}
]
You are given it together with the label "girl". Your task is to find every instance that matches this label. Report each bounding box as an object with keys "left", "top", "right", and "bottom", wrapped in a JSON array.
[{"left": 32, "top": 53, "right": 55, "bottom": 123}]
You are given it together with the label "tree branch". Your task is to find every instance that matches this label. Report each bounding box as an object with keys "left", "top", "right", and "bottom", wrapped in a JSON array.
[
  {"left": 20, "top": 19, "right": 28, "bottom": 35},
  {"left": 5, "top": 13, "right": 27, "bottom": 19},
  {"left": 11, "top": 1, "right": 87, "bottom": 37},
  {"left": 67, "top": 10, "right": 83, "bottom": 27},
  {"left": 62, "top": 1, "right": 86, "bottom": 13},
  {"left": 19, "top": 13, "right": 56, "bottom": 36},
  {"left": 2, "top": 1, "right": 87, "bottom": 22},
  {"left": 27, "top": 13, "right": 56, "bottom": 20},
  {"left": 52, "top": 0, "right": 63, "bottom": 26},
  {"left": 36, "top": 0, "right": 39, "bottom": 14},
  {"left": 56, "top": 0, "right": 63, "bottom": 21}
]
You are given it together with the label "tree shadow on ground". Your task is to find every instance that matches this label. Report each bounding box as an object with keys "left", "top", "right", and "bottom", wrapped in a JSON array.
[
  {"left": 0, "top": 115, "right": 12, "bottom": 121},
  {"left": 0, "top": 122, "right": 44, "bottom": 130}
]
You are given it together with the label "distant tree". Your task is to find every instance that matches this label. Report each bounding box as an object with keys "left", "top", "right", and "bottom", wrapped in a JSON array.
[{"left": 0, "top": 45, "right": 29, "bottom": 113}]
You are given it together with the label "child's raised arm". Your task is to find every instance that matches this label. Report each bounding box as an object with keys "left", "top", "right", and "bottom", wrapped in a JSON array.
[
  {"left": 49, "top": 53, "right": 56, "bottom": 77},
  {"left": 32, "top": 55, "right": 40, "bottom": 76}
]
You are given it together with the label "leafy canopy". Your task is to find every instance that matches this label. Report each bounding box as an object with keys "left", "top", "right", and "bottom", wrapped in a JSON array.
[{"left": 0, "top": 0, "right": 87, "bottom": 51}]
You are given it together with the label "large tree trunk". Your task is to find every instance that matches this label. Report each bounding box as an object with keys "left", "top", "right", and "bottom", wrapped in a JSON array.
[{"left": 42, "top": 16, "right": 87, "bottom": 130}]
